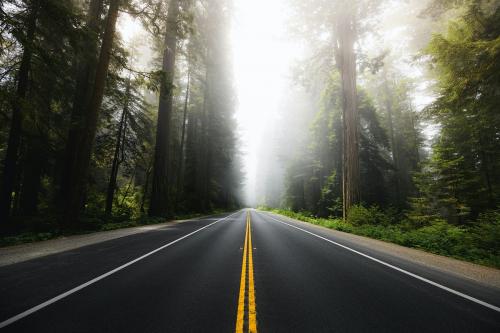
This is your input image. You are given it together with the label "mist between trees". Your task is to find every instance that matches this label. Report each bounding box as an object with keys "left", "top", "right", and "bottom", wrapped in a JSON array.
[
  {"left": 252, "top": 0, "right": 499, "bottom": 265},
  {"left": 0, "top": 0, "right": 499, "bottom": 263}
]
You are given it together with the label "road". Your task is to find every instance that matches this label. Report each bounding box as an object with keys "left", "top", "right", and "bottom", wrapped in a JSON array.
[{"left": 0, "top": 209, "right": 499, "bottom": 332}]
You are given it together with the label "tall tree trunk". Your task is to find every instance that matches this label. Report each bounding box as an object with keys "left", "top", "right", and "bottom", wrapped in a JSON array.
[
  {"left": 105, "top": 77, "right": 131, "bottom": 215},
  {"left": 408, "top": 103, "right": 420, "bottom": 166},
  {"left": 338, "top": 8, "right": 360, "bottom": 219},
  {"left": 149, "top": 0, "right": 180, "bottom": 217},
  {"left": 19, "top": 140, "right": 44, "bottom": 215},
  {"left": 383, "top": 72, "right": 401, "bottom": 203},
  {"left": 58, "top": 0, "right": 103, "bottom": 208},
  {"left": 62, "top": 0, "right": 121, "bottom": 225},
  {"left": 20, "top": 73, "right": 56, "bottom": 216},
  {"left": 184, "top": 108, "right": 200, "bottom": 211},
  {"left": 140, "top": 162, "right": 152, "bottom": 213},
  {"left": 478, "top": 134, "right": 494, "bottom": 207},
  {"left": 0, "top": 0, "right": 39, "bottom": 225},
  {"left": 175, "top": 71, "right": 190, "bottom": 210},
  {"left": 200, "top": 67, "right": 211, "bottom": 212}
]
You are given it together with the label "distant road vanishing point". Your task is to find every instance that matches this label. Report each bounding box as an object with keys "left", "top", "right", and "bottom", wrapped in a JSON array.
[{"left": 1, "top": 209, "right": 499, "bottom": 332}]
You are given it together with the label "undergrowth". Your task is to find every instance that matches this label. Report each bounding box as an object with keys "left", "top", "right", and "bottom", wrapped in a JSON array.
[
  {"left": 260, "top": 206, "right": 500, "bottom": 269},
  {"left": 0, "top": 209, "right": 231, "bottom": 247}
]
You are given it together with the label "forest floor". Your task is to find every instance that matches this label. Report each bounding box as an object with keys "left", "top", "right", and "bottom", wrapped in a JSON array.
[{"left": 261, "top": 208, "right": 500, "bottom": 269}]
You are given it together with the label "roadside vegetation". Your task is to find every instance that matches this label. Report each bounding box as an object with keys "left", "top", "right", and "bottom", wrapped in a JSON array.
[
  {"left": 0, "top": 209, "right": 231, "bottom": 248},
  {"left": 262, "top": 207, "right": 500, "bottom": 269}
]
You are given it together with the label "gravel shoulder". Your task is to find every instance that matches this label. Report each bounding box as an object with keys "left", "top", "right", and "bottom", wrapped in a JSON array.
[
  {"left": 0, "top": 219, "right": 192, "bottom": 267},
  {"left": 269, "top": 211, "right": 500, "bottom": 290}
]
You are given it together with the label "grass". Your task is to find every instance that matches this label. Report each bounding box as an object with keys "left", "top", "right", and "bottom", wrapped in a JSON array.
[
  {"left": 0, "top": 209, "right": 233, "bottom": 248},
  {"left": 260, "top": 207, "right": 500, "bottom": 269}
]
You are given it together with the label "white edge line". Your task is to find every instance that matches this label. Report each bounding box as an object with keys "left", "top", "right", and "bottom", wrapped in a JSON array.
[
  {"left": 261, "top": 211, "right": 500, "bottom": 313},
  {"left": 0, "top": 210, "right": 242, "bottom": 329}
]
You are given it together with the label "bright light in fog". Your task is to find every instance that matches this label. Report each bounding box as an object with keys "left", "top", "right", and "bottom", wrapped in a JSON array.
[
  {"left": 119, "top": 2, "right": 299, "bottom": 204},
  {"left": 118, "top": 1, "right": 435, "bottom": 206},
  {"left": 231, "top": 0, "right": 298, "bottom": 204}
]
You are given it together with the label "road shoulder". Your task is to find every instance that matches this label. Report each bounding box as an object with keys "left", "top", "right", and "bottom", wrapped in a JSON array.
[
  {"left": 0, "top": 218, "right": 197, "bottom": 267},
  {"left": 264, "top": 210, "right": 500, "bottom": 290}
]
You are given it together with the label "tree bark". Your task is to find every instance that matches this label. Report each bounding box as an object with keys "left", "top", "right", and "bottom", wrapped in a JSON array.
[
  {"left": 149, "top": 0, "right": 180, "bottom": 217},
  {"left": 175, "top": 70, "right": 190, "bottom": 209},
  {"left": 408, "top": 103, "right": 420, "bottom": 166},
  {"left": 0, "top": 0, "right": 39, "bottom": 225},
  {"left": 105, "top": 77, "right": 131, "bottom": 215},
  {"left": 383, "top": 71, "right": 401, "bottom": 202},
  {"left": 62, "top": 0, "right": 121, "bottom": 225},
  {"left": 58, "top": 0, "right": 103, "bottom": 209},
  {"left": 140, "top": 162, "right": 152, "bottom": 213},
  {"left": 19, "top": 140, "right": 44, "bottom": 215},
  {"left": 200, "top": 66, "right": 211, "bottom": 212},
  {"left": 338, "top": 7, "right": 360, "bottom": 219}
]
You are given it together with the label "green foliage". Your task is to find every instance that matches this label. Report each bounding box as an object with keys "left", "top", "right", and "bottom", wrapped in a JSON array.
[
  {"left": 0, "top": 209, "right": 234, "bottom": 247},
  {"left": 346, "top": 205, "right": 372, "bottom": 225},
  {"left": 347, "top": 205, "right": 395, "bottom": 226},
  {"left": 284, "top": 71, "right": 396, "bottom": 217},
  {"left": 263, "top": 207, "right": 500, "bottom": 268},
  {"left": 0, "top": 0, "right": 242, "bottom": 234},
  {"left": 412, "top": 1, "right": 500, "bottom": 224},
  {"left": 470, "top": 210, "right": 500, "bottom": 251}
]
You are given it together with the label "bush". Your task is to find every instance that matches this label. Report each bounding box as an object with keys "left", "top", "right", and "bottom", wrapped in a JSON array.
[
  {"left": 347, "top": 205, "right": 391, "bottom": 226},
  {"left": 470, "top": 210, "right": 500, "bottom": 253},
  {"left": 407, "top": 220, "right": 467, "bottom": 255}
]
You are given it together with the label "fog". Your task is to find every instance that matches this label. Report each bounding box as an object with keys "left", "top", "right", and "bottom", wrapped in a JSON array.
[
  {"left": 229, "top": 0, "right": 440, "bottom": 207},
  {"left": 2, "top": 0, "right": 497, "bottom": 224},
  {"left": 113, "top": 0, "right": 450, "bottom": 210}
]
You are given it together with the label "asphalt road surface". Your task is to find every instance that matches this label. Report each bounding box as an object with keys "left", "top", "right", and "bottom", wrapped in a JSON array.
[{"left": 1, "top": 209, "right": 499, "bottom": 332}]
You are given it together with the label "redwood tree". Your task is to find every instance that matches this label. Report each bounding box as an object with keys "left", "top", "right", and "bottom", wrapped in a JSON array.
[
  {"left": 149, "top": 0, "right": 180, "bottom": 217},
  {"left": 0, "top": 0, "right": 39, "bottom": 225},
  {"left": 61, "top": 0, "right": 121, "bottom": 225},
  {"left": 337, "top": 4, "right": 360, "bottom": 218}
]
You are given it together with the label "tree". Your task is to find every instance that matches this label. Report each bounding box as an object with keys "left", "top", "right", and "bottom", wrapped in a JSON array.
[
  {"left": 175, "top": 69, "right": 190, "bottom": 209},
  {"left": 105, "top": 76, "right": 131, "bottom": 215},
  {"left": 58, "top": 0, "right": 103, "bottom": 217},
  {"left": 0, "top": 0, "right": 240, "bottom": 232},
  {"left": 365, "top": 62, "right": 423, "bottom": 207},
  {"left": 149, "top": 0, "right": 180, "bottom": 217},
  {"left": 290, "top": 0, "right": 384, "bottom": 217},
  {"left": 61, "top": 0, "right": 122, "bottom": 225},
  {"left": 0, "top": 0, "right": 39, "bottom": 225},
  {"left": 336, "top": 3, "right": 360, "bottom": 218},
  {"left": 412, "top": 0, "right": 500, "bottom": 223}
]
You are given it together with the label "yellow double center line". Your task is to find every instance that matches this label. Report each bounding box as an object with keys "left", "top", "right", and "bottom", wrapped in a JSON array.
[{"left": 235, "top": 211, "right": 257, "bottom": 333}]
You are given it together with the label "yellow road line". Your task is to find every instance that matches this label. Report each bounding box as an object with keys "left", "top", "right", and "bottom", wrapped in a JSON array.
[
  {"left": 235, "top": 211, "right": 258, "bottom": 333},
  {"left": 248, "top": 212, "right": 257, "bottom": 333},
  {"left": 235, "top": 214, "right": 249, "bottom": 333}
]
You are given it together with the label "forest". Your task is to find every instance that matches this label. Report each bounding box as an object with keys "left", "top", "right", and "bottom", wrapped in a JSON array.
[
  {"left": 0, "top": 0, "right": 499, "bottom": 266},
  {"left": 252, "top": 0, "right": 500, "bottom": 266},
  {"left": 0, "top": 0, "right": 242, "bottom": 238}
]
